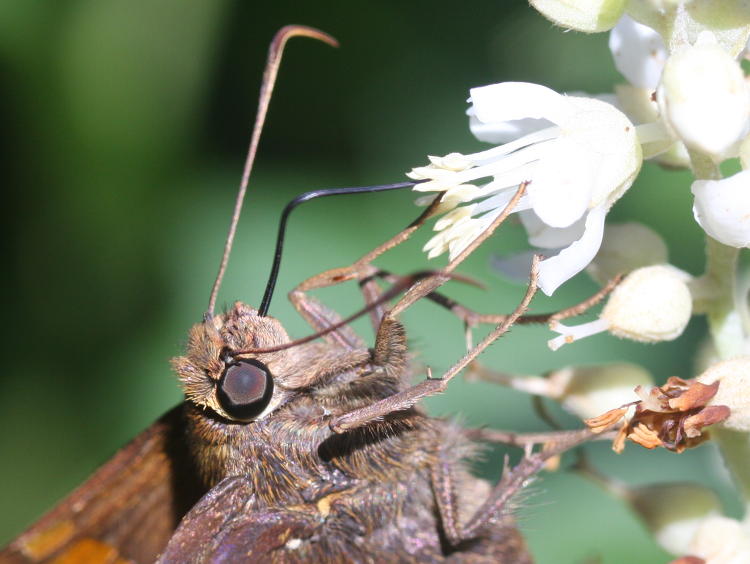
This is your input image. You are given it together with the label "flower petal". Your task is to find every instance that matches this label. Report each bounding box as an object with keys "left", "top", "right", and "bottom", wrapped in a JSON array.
[
  {"left": 519, "top": 209, "right": 587, "bottom": 249},
  {"left": 469, "top": 82, "right": 575, "bottom": 127},
  {"left": 537, "top": 205, "right": 607, "bottom": 295},
  {"left": 562, "top": 96, "right": 642, "bottom": 209},
  {"left": 692, "top": 171, "right": 750, "bottom": 248},
  {"left": 527, "top": 137, "right": 595, "bottom": 228},
  {"left": 469, "top": 112, "right": 553, "bottom": 145},
  {"left": 609, "top": 15, "right": 667, "bottom": 90}
]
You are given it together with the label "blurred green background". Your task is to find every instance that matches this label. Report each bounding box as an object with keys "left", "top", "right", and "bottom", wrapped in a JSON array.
[{"left": 0, "top": 1, "right": 736, "bottom": 562}]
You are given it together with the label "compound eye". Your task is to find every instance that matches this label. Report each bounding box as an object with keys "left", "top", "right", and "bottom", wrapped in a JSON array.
[{"left": 217, "top": 359, "right": 274, "bottom": 421}]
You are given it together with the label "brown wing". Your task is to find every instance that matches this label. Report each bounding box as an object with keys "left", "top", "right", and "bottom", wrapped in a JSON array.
[
  {"left": 158, "top": 476, "right": 362, "bottom": 564},
  {"left": 0, "top": 405, "right": 204, "bottom": 564}
]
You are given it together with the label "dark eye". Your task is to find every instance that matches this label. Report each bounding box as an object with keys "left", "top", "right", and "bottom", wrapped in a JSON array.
[{"left": 217, "top": 359, "right": 274, "bottom": 421}]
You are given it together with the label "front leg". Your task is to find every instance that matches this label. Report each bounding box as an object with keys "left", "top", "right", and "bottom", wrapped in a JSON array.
[
  {"left": 288, "top": 195, "right": 443, "bottom": 338},
  {"left": 330, "top": 257, "right": 540, "bottom": 433}
]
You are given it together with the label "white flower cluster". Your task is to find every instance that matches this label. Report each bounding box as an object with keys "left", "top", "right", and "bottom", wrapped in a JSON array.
[
  {"left": 409, "top": 0, "right": 750, "bottom": 350},
  {"left": 435, "top": 4, "right": 750, "bottom": 564}
]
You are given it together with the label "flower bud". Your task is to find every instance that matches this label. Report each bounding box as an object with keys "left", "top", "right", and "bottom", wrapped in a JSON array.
[
  {"left": 530, "top": 0, "right": 626, "bottom": 33},
  {"left": 688, "top": 515, "right": 750, "bottom": 563},
  {"left": 587, "top": 222, "right": 668, "bottom": 285},
  {"left": 697, "top": 357, "right": 750, "bottom": 432},
  {"left": 692, "top": 172, "right": 750, "bottom": 248},
  {"left": 546, "top": 362, "right": 653, "bottom": 419},
  {"left": 657, "top": 33, "right": 750, "bottom": 161},
  {"left": 628, "top": 483, "right": 722, "bottom": 556},
  {"left": 628, "top": 1, "right": 750, "bottom": 57},
  {"left": 601, "top": 265, "right": 692, "bottom": 342}
]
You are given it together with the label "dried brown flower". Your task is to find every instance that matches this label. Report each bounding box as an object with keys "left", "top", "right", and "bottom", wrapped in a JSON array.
[{"left": 584, "top": 377, "right": 730, "bottom": 453}]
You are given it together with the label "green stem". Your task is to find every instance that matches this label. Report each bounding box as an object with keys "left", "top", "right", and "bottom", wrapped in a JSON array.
[
  {"left": 689, "top": 151, "right": 750, "bottom": 509},
  {"left": 714, "top": 429, "right": 750, "bottom": 521},
  {"left": 704, "top": 237, "right": 743, "bottom": 359},
  {"left": 688, "top": 150, "right": 742, "bottom": 358}
]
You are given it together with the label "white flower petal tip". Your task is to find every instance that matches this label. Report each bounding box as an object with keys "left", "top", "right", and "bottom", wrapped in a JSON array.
[
  {"left": 692, "top": 172, "right": 750, "bottom": 248},
  {"left": 529, "top": 0, "right": 626, "bottom": 32},
  {"left": 428, "top": 153, "right": 471, "bottom": 171},
  {"left": 545, "top": 363, "right": 653, "bottom": 419},
  {"left": 628, "top": 483, "right": 722, "bottom": 556},
  {"left": 657, "top": 36, "right": 750, "bottom": 161},
  {"left": 548, "top": 319, "right": 610, "bottom": 351},
  {"left": 602, "top": 264, "right": 693, "bottom": 342},
  {"left": 587, "top": 222, "right": 668, "bottom": 285},
  {"left": 609, "top": 15, "right": 667, "bottom": 90},
  {"left": 697, "top": 357, "right": 750, "bottom": 432},
  {"left": 537, "top": 206, "right": 607, "bottom": 296}
]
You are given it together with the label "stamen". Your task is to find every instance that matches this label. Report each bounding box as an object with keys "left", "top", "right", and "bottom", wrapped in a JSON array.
[
  {"left": 434, "top": 206, "right": 475, "bottom": 231},
  {"left": 442, "top": 184, "right": 483, "bottom": 202},
  {"left": 475, "top": 192, "right": 531, "bottom": 215},
  {"left": 428, "top": 152, "right": 471, "bottom": 170},
  {"left": 468, "top": 126, "right": 561, "bottom": 164},
  {"left": 479, "top": 167, "right": 539, "bottom": 197},
  {"left": 414, "top": 141, "right": 551, "bottom": 192},
  {"left": 548, "top": 318, "right": 610, "bottom": 351}
]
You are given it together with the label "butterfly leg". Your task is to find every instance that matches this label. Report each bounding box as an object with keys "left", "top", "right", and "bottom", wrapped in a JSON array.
[
  {"left": 432, "top": 429, "right": 594, "bottom": 552},
  {"left": 329, "top": 256, "right": 540, "bottom": 433},
  {"left": 289, "top": 181, "right": 523, "bottom": 352},
  {"left": 288, "top": 195, "right": 442, "bottom": 336}
]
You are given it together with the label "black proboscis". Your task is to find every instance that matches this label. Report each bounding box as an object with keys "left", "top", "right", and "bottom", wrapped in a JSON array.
[{"left": 258, "top": 181, "right": 419, "bottom": 317}]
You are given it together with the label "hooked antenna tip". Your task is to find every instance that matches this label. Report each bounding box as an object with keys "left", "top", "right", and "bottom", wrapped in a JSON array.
[
  {"left": 275, "top": 25, "right": 339, "bottom": 49},
  {"left": 205, "top": 24, "right": 338, "bottom": 318}
]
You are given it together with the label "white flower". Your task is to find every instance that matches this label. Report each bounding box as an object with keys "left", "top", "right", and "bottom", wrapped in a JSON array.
[
  {"left": 608, "top": 17, "right": 690, "bottom": 165},
  {"left": 529, "top": 0, "right": 626, "bottom": 33},
  {"left": 410, "top": 82, "right": 642, "bottom": 296},
  {"left": 549, "top": 264, "right": 692, "bottom": 349},
  {"left": 657, "top": 32, "right": 750, "bottom": 161},
  {"left": 692, "top": 172, "right": 750, "bottom": 248}
]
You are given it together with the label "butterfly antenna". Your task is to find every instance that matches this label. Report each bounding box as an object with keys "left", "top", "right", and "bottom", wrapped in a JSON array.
[{"left": 205, "top": 25, "right": 338, "bottom": 319}]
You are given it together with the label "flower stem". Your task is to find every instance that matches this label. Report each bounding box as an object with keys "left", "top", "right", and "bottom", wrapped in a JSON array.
[
  {"left": 714, "top": 429, "right": 750, "bottom": 521},
  {"left": 704, "top": 237, "right": 743, "bottom": 359},
  {"left": 689, "top": 150, "right": 750, "bottom": 508},
  {"left": 687, "top": 151, "right": 742, "bottom": 358}
]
